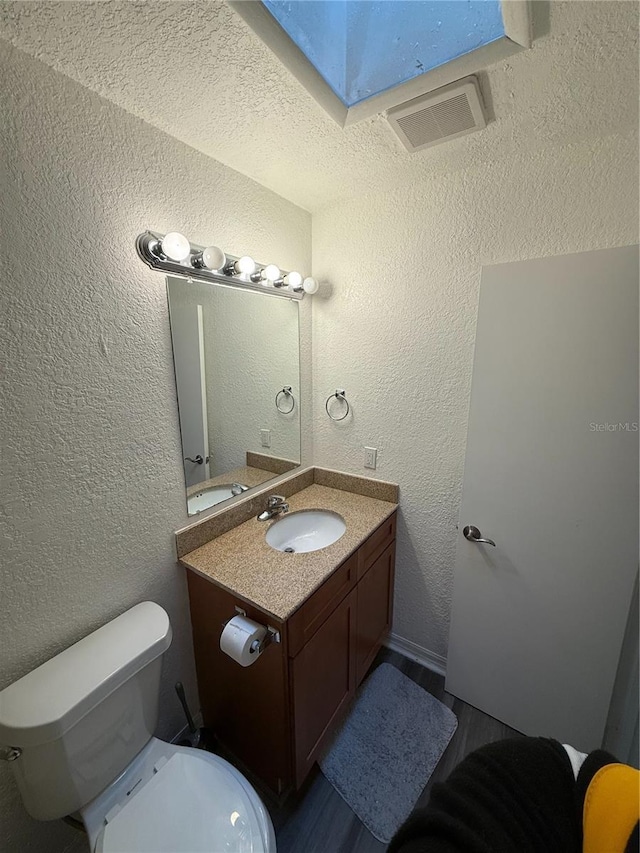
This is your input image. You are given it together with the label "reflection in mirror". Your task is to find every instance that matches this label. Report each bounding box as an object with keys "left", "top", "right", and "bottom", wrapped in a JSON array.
[{"left": 167, "top": 276, "right": 301, "bottom": 515}]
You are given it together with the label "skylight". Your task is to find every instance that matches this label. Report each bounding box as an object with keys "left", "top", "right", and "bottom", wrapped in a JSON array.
[
  {"left": 231, "top": 0, "right": 530, "bottom": 126},
  {"left": 261, "top": 1, "right": 506, "bottom": 108}
]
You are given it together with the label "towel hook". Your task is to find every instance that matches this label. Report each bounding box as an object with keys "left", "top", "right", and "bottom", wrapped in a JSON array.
[
  {"left": 325, "top": 389, "right": 350, "bottom": 421},
  {"left": 275, "top": 385, "right": 295, "bottom": 414}
]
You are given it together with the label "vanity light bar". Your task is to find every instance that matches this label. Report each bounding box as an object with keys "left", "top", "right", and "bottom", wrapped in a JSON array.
[{"left": 136, "top": 231, "right": 318, "bottom": 300}]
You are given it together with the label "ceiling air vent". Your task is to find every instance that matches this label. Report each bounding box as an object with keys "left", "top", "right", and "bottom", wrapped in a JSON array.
[{"left": 387, "top": 76, "right": 486, "bottom": 153}]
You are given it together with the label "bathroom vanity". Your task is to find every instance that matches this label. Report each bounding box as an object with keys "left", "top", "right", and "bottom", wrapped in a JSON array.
[{"left": 178, "top": 472, "right": 398, "bottom": 797}]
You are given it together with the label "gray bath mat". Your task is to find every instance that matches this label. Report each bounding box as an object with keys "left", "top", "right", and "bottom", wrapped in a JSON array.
[{"left": 319, "top": 662, "right": 458, "bottom": 843}]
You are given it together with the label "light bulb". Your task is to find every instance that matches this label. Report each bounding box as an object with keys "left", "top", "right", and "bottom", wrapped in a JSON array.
[
  {"left": 235, "top": 256, "right": 256, "bottom": 275},
  {"left": 303, "top": 276, "right": 319, "bottom": 294},
  {"left": 263, "top": 264, "right": 281, "bottom": 282},
  {"left": 200, "top": 246, "right": 226, "bottom": 271},
  {"left": 161, "top": 232, "right": 191, "bottom": 262},
  {"left": 285, "top": 271, "right": 303, "bottom": 289}
]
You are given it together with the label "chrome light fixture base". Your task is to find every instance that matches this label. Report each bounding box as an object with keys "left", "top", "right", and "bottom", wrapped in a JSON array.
[{"left": 136, "top": 231, "right": 305, "bottom": 300}]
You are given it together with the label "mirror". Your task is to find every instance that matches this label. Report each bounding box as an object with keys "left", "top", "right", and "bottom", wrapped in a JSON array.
[{"left": 167, "top": 276, "right": 301, "bottom": 515}]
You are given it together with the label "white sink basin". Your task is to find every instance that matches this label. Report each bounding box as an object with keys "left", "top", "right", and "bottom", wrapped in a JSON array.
[
  {"left": 187, "top": 484, "right": 246, "bottom": 515},
  {"left": 266, "top": 510, "right": 346, "bottom": 553}
]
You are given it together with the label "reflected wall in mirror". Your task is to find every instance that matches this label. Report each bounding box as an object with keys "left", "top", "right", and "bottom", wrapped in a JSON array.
[{"left": 167, "top": 276, "right": 301, "bottom": 515}]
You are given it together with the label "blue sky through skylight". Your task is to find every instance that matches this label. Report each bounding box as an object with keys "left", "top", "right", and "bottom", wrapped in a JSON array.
[{"left": 262, "top": 1, "right": 505, "bottom": 107}]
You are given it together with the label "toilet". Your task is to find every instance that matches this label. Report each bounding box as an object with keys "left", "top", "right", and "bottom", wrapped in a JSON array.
[{"left": 0, "top": 601, "right": 276, "bottom": 852}]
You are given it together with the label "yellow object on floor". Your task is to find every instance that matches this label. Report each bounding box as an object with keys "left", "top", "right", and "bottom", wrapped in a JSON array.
[{"left": 583, "top": 763, "right": 640, "bottom": 853}]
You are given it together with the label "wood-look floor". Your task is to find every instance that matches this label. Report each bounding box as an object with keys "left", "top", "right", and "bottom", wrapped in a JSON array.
[{"left": 268, "top": 647, "right": 520, "bottom": 853}]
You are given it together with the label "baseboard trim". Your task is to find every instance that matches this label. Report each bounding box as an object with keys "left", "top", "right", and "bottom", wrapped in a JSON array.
[{"left": 384, "top": 633, "right": 447, "bottom": 677}]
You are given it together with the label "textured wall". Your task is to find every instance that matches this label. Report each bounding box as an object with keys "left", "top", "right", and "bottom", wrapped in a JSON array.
[
  {"left": 0, "top": 40, "right": 311, "bottom": 852},
  {"left": 312, "top": 128, "right": 638, "bottom": 662}
]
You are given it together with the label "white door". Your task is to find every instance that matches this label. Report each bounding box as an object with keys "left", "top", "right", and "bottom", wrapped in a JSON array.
[
  {"left": 446, "top": 246, "right": 639, "bottom": 753},
  {"left": 167, "top": 280, "right": 211, "bottom": 488}
]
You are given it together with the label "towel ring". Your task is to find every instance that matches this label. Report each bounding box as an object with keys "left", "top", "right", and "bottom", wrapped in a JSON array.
[
  {"left": 325, "top": 389, "right": 350, "bottom": 421},
  {"left": 275, "top": 386, "right": 295, "bottom": 414}
]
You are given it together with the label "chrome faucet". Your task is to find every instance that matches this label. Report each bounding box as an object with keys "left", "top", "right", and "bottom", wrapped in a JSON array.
[{"left": 257, "top": 495, "right": 290, "bottom": 522}]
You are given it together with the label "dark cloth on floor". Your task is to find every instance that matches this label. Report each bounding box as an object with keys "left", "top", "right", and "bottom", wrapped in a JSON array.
[{"left": 388, "top": 737, "right": 589, "bottom": 853}]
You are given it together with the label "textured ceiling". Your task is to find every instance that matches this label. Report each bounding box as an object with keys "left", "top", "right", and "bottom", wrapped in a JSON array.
[{"left": 0, "top": 1, "right": 637, "bottom": 212}]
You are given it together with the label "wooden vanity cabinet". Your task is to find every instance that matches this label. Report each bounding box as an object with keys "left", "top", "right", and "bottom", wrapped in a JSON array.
[
  {"left": 186, "top": 578, "right": 291, "bottom": 794},
  {"left": 186, "top": 510, "right": 396, "bottom": 796}
]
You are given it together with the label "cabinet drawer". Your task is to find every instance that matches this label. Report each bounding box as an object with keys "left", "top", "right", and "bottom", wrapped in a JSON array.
[
  {"left": 357, "top": 512, "right": 396, "bottom": 580},
  {"left": 287, "top": 551, "right": 358, "bottom": 657}
]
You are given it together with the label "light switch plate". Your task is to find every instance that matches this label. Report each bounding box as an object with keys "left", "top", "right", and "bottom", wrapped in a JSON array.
[
  {"left": 260, "top": 429, "right": 271, "bottom": 448},
  {"left": 364, "top": 446, "right": 377, "bottom": 469}
]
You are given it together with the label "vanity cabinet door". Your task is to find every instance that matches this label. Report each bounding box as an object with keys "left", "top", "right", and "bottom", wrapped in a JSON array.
[
  {"left": 355, "top": 541, "right": 396, "bottom": 685},
  {"left": 291, "top": 588, "right": 357, "bottom": 787}
]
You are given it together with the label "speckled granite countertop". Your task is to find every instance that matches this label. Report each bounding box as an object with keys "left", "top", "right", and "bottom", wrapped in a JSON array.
[{"left": 179, "top": 483, "right": 397, "bottom": 621}]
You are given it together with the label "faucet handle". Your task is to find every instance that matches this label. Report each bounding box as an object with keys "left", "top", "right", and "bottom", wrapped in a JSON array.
[{"left": 267, "top": 494, "right": 285, "bottom": 507}]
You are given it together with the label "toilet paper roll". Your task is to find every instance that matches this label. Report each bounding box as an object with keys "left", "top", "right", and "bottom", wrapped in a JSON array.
[{"left": 220, "top": 615, "right": 267, "bottom": 667}]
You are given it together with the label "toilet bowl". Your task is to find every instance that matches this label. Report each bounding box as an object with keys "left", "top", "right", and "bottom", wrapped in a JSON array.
[
  {"left": 81, "top": 738, "right": 275, "bottom": 852},
  {"left": 0, "top": 601, "right": 276, "bottom": 852}
]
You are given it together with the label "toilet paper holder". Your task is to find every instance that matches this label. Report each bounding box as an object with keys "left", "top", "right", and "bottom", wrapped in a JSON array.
[
  {"left": 251, "top": 626, "right": 280, "bottom": 656},
  {"left": 223, "top": 606, "right": 281, "bottom": 656}
]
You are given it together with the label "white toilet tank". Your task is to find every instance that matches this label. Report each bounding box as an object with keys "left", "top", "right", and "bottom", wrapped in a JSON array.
[{"left": 0, "top": 602, "right": 172, "bottom": 820}]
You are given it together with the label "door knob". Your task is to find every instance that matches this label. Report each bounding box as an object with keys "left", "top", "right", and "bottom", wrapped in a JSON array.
[
  {"left": 185, "top": 454, "right": 204, "bottom": 465},
  {"left": 463, "top": 525, "right": 496, "bottom": 546}
]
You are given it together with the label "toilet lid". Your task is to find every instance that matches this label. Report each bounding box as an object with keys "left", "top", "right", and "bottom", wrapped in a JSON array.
[{"left": 96, "top": 752, "right": 268, "bottom": 852}]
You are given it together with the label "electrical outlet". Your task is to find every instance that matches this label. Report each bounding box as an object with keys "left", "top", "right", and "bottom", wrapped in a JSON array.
[
  {"left": 260, "top": 429, "right": 271, "bottom": 448},
  {"left": 364, "top": 446, "right": 377, "bottom": 469}
]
